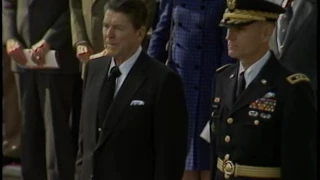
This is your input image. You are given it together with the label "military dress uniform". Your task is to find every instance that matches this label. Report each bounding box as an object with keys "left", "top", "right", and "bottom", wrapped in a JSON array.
[{"left": 210, "top": 0, "right": 317, "bottom": 180}]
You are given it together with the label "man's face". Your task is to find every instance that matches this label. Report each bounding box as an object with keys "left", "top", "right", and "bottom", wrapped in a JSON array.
[
  {"left": 102, "top": 10, "right": 145, "bottom": 61},
  {"left": 226, "top": 22, "right": 272, "bottom": 59}
]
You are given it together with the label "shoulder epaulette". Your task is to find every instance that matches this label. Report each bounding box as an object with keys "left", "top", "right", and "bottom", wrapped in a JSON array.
[
  {"left": 216, "top": 64, "right": 232, "bottom": 72},
  {"left": 286, "top": 73, "right": 310, "bottom": 85},
  {"left": 89, "top": 50, "right": 107, "bottom": 60}
]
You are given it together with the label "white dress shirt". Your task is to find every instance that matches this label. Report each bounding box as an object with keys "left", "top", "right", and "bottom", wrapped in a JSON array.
[
  {"left": 238, "top": 51, "right": 271, "bottom": 88},
  {"left": 108, "top": 46, "right": 142, "bottom": 96}
]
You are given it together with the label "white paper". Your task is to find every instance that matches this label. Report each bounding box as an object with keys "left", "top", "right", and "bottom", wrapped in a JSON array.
[
  {"left": 200, "top": 121, "right": 211, "bottom": 143},
  {"left": 18, "top": 49, "right": 59, "bottom": 69}
]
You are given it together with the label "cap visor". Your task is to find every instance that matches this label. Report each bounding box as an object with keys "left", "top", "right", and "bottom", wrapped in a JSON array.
[{"left": 219, "top": 21, "right": 255, "bottom": 28}]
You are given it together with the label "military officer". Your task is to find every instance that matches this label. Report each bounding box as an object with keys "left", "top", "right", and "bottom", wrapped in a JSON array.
[{"left": 210, "top": 0, "right": 317, "bottom": 180}]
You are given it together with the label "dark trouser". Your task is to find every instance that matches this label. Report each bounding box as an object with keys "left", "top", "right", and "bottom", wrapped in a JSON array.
[
  {"left": 3, "top": 50, "right": 22, "bottom": 158},
  {"left": 19, "top": 71, "right": 81, "bottom": 180}
]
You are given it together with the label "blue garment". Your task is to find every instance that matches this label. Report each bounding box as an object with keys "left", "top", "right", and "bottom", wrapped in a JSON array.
[{"left": 148, "top": 0, "right": 235, "bottom": 170}]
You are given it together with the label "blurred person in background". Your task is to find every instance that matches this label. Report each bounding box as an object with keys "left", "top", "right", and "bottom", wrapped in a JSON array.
[
  {"left": 2, "top": 47, "right": 22, "bottom": 163},
  {"left": 270, "top": 0, "right": 317, "bottom": 99},
  {"left": 3, "top": 0, "right": 80, "bottom": 179},
  {"left": 148, "top": 0, "right": 235, "bottom": 179}
]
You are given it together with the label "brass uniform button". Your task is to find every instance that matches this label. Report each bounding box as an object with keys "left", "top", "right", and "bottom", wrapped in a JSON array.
[
  {"left": 254, "top": 120, "right": 260, "bottom": 126},
  {"left": 225, "top": 163, "right": 233, "bottom": 171},
  {"left": 227, "top": 118, "right": 233, "bottom": 124},
  {"left": 224, "top": 154, "right": 230, "bottom": 160},
  {"left": 225, "top": 135, "right": 231, "bottom": 143}
]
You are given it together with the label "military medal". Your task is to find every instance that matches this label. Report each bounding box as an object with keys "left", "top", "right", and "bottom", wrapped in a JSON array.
[
  {"left": 260, "top": 113, "right": 271, "bottom": 119},
  {"left": 264, "top": 92, "right": 275, "bottom": 98},
  {"left": 261, "top": 79, "right": 267, "bottom": 84},
  {"left": 248, "top": 110, "right": 259, "bottom": 117}
]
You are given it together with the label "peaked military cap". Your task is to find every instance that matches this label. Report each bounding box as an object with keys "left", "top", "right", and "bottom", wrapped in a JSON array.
[{"left": 220, "top": 0, "right": 286, "bottom": 27}]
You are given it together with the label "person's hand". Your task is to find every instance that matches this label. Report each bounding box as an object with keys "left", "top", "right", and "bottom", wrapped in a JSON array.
[
  {"left": 6, "top": 39, "right": 27, "bottom": 65},
  {"left": 77, "top": 44, "right": 93, "bottom": 63},
  {"left": 31, "top": 40, "right": 50, "bottom": 66}
]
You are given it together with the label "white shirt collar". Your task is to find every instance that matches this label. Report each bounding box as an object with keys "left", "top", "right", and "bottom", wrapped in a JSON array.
[
  {"left": 108, "top": 46, "right": 142, "bottom": 76},
  {"left": 108, "top": 46, "right": 142, "bottom": 96},
  {"left": 239, "top": 51, "right": 271, "bottom": 88}
]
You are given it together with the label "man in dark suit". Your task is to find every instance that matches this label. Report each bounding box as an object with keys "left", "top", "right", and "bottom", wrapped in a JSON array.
[
  {"left": 75, "top": 0, "right": 188, "bottom": 180},
  {"left": 210, "top": 0, "right": 316, "bottom": 180},
  {"left": 3, "top": 0, "right": 80, "bottom": 180},
  {"left": 270, "top": 0, "right": 317, "bottom": 94}
]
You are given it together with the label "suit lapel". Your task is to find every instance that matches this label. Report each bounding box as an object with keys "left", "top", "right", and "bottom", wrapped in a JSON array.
[
  {"left": 95, "top": 52, "right": 149, "bottom": 150},
  {"left": 280, "top": 0, "right": 312, "bottom": 58},
  {"left": 222, "top": 66, "right": 238, "bottom": 111},
  {"left": 228, "top": 54, "right": 279, "bottom": 116},
  {"left": 88, "top": 58, "right": 111, "bottom": 144}
]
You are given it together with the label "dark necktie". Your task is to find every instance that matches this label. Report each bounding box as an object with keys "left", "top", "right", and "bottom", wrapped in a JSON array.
[
  {"left": 97, "top": 66, "right": 121, "bottom": 128},
  {"left": 235, "top": 71, "right": 246, "bottom": 100}
]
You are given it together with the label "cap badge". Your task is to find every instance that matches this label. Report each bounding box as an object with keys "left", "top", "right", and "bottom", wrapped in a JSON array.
[{"left": 227, "top": 0, "right": 236, "bottom": 10}]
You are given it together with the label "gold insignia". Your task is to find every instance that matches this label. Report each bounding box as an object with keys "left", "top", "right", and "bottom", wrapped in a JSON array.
[
  {"left": 227, "top": 0, "right": 236, "bottom": 10},
  {"left": 222, "top": 10, "right": 279, "bottom": 22},
  {"left": 89, "top": 49, "right": 107, "bottom": 60},
  {"left": 216, "top": 64, "right": 232, "bottom": 72},
  {"left": 286, "top": 73, "right": 310, "bottom": 85}
]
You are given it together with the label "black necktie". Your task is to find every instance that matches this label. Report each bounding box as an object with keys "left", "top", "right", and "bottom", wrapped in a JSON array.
[
  {"left": 235, "top": 71, "right": 246, "bottom": 100},
  {"left": 97, "top": 66, "right": 121, "bottom": 127}
]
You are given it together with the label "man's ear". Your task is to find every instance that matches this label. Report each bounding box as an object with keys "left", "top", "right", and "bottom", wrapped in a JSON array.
[
  {"left": 137, "top": 26, "right": 147, "bottom": 42},
  {"left": 262, "top": 23, "right": 275, "bottom": 43}
]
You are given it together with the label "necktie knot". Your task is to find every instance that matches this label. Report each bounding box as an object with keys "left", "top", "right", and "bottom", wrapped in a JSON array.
[{"left": 110, "top": 66, "right": 121, "bottom": 78}]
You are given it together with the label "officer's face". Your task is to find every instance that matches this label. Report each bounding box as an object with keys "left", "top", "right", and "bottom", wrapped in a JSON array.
[
  {"left": 225, "top": 22, "right": 273, "bottom": 60},
  {"left": 103, "top": 10, "right": 146, "bottom": 62}
]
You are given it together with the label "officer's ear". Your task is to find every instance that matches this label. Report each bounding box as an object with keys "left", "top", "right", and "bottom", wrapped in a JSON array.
[{"left": 261, "top": 22, "right": 275, "bottom": 43}]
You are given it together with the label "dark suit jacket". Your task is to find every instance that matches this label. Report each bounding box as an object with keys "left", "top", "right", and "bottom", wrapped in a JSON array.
[
  {"left": 2, "top": 0, "right": 79, "bottom": 73},
  {"left": 210, "top": 53, "right": 316, "bottom": 180},
  {"left": 270, "top": 0, "right": 317, "bottom": 92},
  {"left": 75, "top": 51, "right": 188, "bottom": 180}
]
